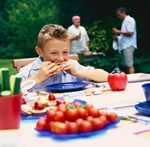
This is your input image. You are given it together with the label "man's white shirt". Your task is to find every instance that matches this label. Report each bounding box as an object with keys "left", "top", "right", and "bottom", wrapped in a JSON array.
[
  {"left": 68, "top": 25, "right": 89, "bottom": 54},
  {"left": 119, "top": 15, "right": 137, "bottom": 50}
]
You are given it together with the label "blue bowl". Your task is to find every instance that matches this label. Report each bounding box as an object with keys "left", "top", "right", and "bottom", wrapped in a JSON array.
[{"left": 142, "top": 83, "right": 150, "bottom": 102}]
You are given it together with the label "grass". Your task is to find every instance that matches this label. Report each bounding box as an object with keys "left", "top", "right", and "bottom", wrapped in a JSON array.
[{"left": 0, "top": 59, "right": 16, "bottom": 75}]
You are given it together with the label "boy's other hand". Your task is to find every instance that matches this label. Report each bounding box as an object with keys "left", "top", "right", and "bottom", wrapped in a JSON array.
[
  {"left": 33, "top": 62, "right": 61, "bottom": 83},
  {"left": 62, "top": 60, "right": 78, "bottom": 76}
]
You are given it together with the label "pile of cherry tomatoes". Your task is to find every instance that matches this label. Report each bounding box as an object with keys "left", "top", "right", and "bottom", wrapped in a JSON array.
[{"left": 36, "top": 102, "right": 118, "bottom": 135}]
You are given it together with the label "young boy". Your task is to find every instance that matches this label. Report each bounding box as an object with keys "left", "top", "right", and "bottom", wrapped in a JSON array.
[{"left": 18, "top": 24, "right": 108, "bottom": 90}]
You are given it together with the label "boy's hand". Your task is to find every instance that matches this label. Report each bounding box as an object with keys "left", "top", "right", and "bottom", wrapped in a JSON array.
[
  {"left": 32, "top": 62, "right": 61, "bottom": 83},
  {"left": 62, "top": 60, "right": 78, "bottom": 76}
]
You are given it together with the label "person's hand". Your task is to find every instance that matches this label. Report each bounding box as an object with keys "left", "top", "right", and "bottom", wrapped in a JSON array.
[
  {"left": 61, "top": 60, "right": 78, "bottom": 76},
  {"left": 32, "top": 62, "right": 62, "bottom": 83},
  {"left": 112, "top": 27, "right": 121, "bottom": 35},
  {"left": 74, "top": 34, "right": 81, "bottom": 40},
  {"left": 83, "top": 50, "right": 92, "bottom": 56}
]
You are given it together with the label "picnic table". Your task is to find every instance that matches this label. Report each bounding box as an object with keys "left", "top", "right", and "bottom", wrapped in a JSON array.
[{"left": 0, "top": 73, "right": 150, "bottom": 147}]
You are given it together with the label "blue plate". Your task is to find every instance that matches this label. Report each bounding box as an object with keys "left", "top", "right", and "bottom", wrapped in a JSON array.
[
  {"left": 46, "top": 81, "right": 88, "bottom": 92},
  {"left": 135, "top": 101, "right": 150, "bottom": 116}
]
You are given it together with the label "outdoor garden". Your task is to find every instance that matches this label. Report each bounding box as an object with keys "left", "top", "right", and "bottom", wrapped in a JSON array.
[{"left": 0, "top": 0, "right": 150, "bottom": 74}]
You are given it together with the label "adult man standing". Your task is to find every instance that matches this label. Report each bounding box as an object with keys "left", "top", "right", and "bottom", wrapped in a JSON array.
[
  {"left": 68, "top": 16, "right": 91, "bottom": 55},
  {"left": 112, "top": 7, "right": 137, "bottom": 73}
]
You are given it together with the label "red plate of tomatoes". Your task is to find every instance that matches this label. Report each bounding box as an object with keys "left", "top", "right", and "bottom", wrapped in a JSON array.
[{"left": 35, "top": 103, "right": 119, "bottom": 139}]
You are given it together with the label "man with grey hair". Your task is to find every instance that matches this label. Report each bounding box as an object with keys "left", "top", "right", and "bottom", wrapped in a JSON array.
[{"left": 68, "top": 16, "right": 91, "bottom": 55}]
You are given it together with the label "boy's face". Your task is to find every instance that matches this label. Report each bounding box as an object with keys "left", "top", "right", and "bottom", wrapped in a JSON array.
[{"left": 37, "top": 38, "right": 70, "bottom": 64}]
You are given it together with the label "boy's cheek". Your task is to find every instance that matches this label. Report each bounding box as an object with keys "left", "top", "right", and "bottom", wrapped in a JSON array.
[{"left": 63, "top": 55, "right": 69, "bottom": 61}]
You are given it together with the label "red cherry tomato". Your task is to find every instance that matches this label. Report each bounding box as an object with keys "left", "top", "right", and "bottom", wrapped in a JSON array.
[
  {"left": 48, "top": 93, "right": 56, "bottom": 101},
  {"left": 108, "top": 71, "right": 128, "bottom": 91},
  {"left": 34, "top": 101, "right": 45, "bottom": 110},
  {"left": 57, "top": 104, "right": 67, "bottom": 113},
  {"left": 76, "top": 118, "right": 84, "bottom": 127},
  {"left": 107, "top": 112, "right": 118, "bottom": 122},
  {"left": 66, "top": 121, "right": 79, "bottom": 134},
  {"left": 99, "top": 110, "right": 108, "bottom": 116},
  {"left": 88, "top": 108, "right": 100, "bottom": 117},
  {"left": 78, "top": 107, "right": 88, "bottom": 119},
  {"left": 86, "top": 116, "right": 94, "bottom": 123},
  {"left": 92, "top": 118, "right": 104, "bottom": 130},
  {"left": 66, "top": 108, "right": 78, "bottom": 121},
  {"left": 46, "top": 109, "right": 56, "bottom": 122},
  {"left": 54, "top": 111, "right": 65, "bottom": 122},
  {"left": 50, "top": 122, "right": 67, "bottom": 134},
  {"left": 85, "top": 104, "right": 94, "bottom": 112},
  {"left": 99, "top": 115, "right": 108, "bottom": 126},
  {"left": 79, "top": 120, "right": 93, "bottom": 133},
  {"left": 56, "top": 99, "right": 66, "bottom": 106},
  {"left": 36, "top": 117, "right": 48, "bottom": 131}
]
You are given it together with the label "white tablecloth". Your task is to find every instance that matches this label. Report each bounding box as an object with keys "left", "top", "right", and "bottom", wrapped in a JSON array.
[{"left": 0, "top": 80, "right": 150, "bottom": 147}]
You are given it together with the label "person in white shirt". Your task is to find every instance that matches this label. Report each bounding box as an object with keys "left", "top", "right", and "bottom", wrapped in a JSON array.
[
  {"left": 68, "top": 16, "right": 91, "bottom": 55},
  {"left": 112, "top": 7, "right": 137, "bottom": 74}
]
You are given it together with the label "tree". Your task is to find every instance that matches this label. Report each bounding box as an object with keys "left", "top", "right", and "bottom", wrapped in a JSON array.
[{"left": 0, "top": 0, "right": 60, "bottom": 58}]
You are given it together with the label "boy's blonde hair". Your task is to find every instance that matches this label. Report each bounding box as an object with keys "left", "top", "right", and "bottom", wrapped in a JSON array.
[{"left": 37, "top": 24, "right": 68, "bottom": 48}]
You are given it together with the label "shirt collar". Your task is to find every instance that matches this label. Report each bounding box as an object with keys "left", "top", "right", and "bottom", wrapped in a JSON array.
[{"left": 31, "top": 56, "right": 43, "bottom": 70}]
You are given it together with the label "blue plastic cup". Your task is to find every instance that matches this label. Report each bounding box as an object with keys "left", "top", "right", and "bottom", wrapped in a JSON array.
[{"left": 142, "top": 83, "right": 150, "bottom": 102}]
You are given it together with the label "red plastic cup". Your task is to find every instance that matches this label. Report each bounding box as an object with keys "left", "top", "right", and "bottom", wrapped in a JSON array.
[{"left": 0, "top": 93, "right": 21, "bottom": 130}]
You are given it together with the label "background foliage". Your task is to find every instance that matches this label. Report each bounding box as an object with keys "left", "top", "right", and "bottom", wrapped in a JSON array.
[{"left": 0, "top": 0, "right": 150, "bottom": 72}]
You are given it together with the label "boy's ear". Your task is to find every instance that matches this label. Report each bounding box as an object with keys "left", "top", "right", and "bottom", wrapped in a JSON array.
[{"left": 36, "top": 47, "right": 43, "bottom": 57}]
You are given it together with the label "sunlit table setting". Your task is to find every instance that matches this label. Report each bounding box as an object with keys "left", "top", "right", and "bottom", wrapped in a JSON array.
[{"left": 0, "top": 73, "right": 150, "bottom": 147}]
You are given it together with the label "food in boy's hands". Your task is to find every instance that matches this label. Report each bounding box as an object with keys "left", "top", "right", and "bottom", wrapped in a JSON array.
[{"left": 36, "top": 102, "right": 119, "bottom": 135}]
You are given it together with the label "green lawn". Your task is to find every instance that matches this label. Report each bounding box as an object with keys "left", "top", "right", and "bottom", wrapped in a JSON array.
[{"left": 0, "top": 59, "right": 16, "bottom": 75}]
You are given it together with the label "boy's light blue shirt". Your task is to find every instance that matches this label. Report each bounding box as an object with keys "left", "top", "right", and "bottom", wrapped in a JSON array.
[{"left": 18, "top": 57, "right": 94, "bottom": 90}]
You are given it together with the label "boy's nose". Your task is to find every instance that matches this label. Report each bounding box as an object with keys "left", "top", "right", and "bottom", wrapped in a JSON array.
[{"left": 58, "top": 56, "right": 64, "bottom": 62}]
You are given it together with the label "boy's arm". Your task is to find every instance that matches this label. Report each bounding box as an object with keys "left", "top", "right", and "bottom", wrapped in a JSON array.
[
  {"left": 75, "top": 69, "right": 108, "bottom": 82},
  {"left": 63, "top": 60, "right": 108, "bottom": 82},
  {"left": 20, "top": 62, "right": 62, "bottom": 85}
]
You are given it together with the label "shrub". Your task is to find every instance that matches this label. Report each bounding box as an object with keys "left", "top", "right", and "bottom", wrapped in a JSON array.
[
  {"left": 0, "top": 0, "right": 60, "bottom": 58},
  {"left": 87, "top": 21, "right": 111, "bottom": 53}
]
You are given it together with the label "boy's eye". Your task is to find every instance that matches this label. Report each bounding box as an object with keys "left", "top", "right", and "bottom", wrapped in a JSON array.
[{"left": 50, "top": 52, "right": 57, "bottom": 55}]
